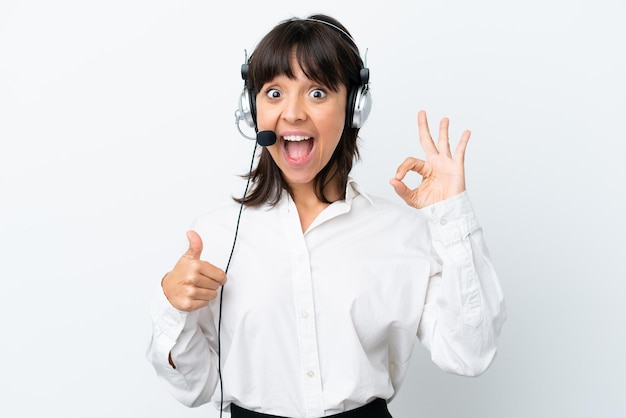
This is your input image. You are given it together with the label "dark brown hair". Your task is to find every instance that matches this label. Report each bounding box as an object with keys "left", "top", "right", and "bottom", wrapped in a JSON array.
[{"left": 236, "top": 14, "right": 365, "bottom": 206}]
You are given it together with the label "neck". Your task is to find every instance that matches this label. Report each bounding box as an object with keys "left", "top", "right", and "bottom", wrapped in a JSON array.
[{"left": 289, "top": 179, "right": 343, "bottom": 232}]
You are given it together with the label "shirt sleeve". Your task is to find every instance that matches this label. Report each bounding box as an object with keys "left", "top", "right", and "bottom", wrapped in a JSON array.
[
  {"left": 145, "top": 284, "right": 220, "bottom": 407},
  {"left": 416, "top": 191, "right": 507, "bottom": 376}
]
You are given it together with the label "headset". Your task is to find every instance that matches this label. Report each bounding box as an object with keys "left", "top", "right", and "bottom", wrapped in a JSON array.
[{"left": 234, "top": 17, "right": 373, "bottom": 144}]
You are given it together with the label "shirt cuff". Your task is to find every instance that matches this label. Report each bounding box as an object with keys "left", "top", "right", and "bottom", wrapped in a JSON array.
[
  {"left": 150, "top": 285, "right": 200, "bottom": 343},
  {"left": 420, "top": 191, "right": 481, "bottom": 246}
]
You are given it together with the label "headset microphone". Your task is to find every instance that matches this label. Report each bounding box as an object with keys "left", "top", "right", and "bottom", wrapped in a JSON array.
[{"left": 256, "top": 130, "right": 276, "bottom": 146}]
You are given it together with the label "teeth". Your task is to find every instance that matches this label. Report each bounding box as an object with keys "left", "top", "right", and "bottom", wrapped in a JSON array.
[{"left": 283, "top": 135, "right": 310, "bottom": 142}]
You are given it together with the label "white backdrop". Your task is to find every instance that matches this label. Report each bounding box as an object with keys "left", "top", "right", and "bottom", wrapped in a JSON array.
[{"left": 1, "top": 0, "right": 625, "bottom": 417}]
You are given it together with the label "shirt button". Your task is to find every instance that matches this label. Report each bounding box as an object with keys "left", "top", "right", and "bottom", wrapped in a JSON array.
[
  {"left": 307, "top": 370, "right": 315, "bottom": 378},
  {"left": 301, "top": 310, "right": 309, "bottom": 319},
  {"left": 298, "top": 254, "right": 306, "bottom": 263},
  {"left": 440, "top": 218, "right": 448, "bottom": 226}
]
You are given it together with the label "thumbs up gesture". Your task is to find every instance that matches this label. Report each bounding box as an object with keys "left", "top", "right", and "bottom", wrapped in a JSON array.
[{"left": 161, "top": 230, "right": 227, "bottom": 312}]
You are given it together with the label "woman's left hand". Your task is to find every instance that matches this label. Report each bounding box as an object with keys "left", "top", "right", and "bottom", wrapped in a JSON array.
[{"left": 390, "top": 110, "right": 470, "bottom": 209}]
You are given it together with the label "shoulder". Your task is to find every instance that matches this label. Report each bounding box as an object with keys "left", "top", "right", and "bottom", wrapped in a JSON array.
[
  {"left": 348, "top": 179, "right": 417, "bottom": 212},
  {"left": 344, "top": 181, "right": 433, "bottom": 250},
  {"left": 189, "top": 201, "right": 277, "bottom": 268},
  {"left": 348, "top": 179, "right": 427, "bottom": 226},
  {"left": 191, "top": 200, "right": 278, "bottom": 237},
  {"left": 192, "top": 202, "right": 241, "bottom": 230},
  {"left": 369, "top": 193, "right": 426, "bottom": 225}
]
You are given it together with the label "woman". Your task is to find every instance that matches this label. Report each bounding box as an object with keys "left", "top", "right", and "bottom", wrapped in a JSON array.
[{"left": 147, "top": 14, "right": 506, "bottom": 418}]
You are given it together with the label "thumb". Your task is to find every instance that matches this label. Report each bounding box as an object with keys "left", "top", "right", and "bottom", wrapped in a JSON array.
[
  {"left": 389, "top": 178, "right": 410, "bottom": 202},
  {"left": 183, "top": 230, "right": 203, "bottom": 260}
]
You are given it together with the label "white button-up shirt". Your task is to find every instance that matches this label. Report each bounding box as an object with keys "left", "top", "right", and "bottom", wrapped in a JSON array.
[{"left": 147, "top": 180, "right": 506, "bottom": 417}]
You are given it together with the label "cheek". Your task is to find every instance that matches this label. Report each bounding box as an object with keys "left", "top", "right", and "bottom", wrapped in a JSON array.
[
  {"left": 254, "top": 100, "right": 269, "bottom": 130},
  {"left": 332, "top": 99, "right": 348, "bottom": 135},
  {"left": 329, "top": 114, "right": 346, "bottom": 144},
  {"left": 318, "top": 105, "right": 346, "bottom": 136}
]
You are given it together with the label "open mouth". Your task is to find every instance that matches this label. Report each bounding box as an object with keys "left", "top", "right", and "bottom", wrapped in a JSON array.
[{"left": 283, "top": 135, "right": 314, "bottom": 162}]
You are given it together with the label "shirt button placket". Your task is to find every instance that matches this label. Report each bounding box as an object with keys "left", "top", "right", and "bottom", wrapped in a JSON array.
[{"left": 292, "top": 248, "right": 323, "bottom": 416}]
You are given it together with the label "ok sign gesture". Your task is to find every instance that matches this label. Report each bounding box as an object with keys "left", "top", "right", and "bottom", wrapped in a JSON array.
[{"left": 390, "top": 110, "right": 470, "bottom": 209}]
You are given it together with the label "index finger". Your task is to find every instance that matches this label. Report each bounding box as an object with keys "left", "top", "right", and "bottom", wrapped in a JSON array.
[
  {"left": 394, "top": 157, "right": 426, "bottom": 180},
  {"left": 197, "top": 261, "right": 227, "bottom": 288}
]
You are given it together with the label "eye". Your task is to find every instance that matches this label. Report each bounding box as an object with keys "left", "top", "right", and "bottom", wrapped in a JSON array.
[
  {"left": 309, "top": 88, "right": 327, "bottom": 99},
  {"left": 265, "top": 88, "right": 281, "bottom": 99}
]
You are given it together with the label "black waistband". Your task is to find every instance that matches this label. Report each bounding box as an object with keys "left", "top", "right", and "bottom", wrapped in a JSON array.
[{"left": 230, "top": 398, "right": 392, "bottom": 418}]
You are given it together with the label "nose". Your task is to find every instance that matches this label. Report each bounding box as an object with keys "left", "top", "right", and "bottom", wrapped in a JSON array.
[{"left": 281, "top": 94, "right": 307, "bottom": 123}]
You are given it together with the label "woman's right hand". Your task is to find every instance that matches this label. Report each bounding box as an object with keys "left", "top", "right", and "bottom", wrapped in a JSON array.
[{"left": 161, "top": 230, "right": 226, "bottom": 312}]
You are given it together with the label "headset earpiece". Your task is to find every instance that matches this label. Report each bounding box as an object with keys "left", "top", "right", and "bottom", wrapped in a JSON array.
[
  {"left": 345, "top": 66, "right": 372, "bottom": 128},
  {"left": 360, "top": 68, "right": 370, "bottom": 85},
  {"left": 238, "top": 63, "right": 257, "bottom": 129},
  {"left": 240, "top": 63, "right": 249, "bottom": 81},
  {"left": 238, "top": 87, "right": 256, "bottom": 129},
  {"left": 349, "top": 83, "right": 372, "bottom": 129}
]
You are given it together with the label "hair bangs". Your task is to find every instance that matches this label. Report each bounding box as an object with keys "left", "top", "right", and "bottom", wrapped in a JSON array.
[{"left": 249, "top": 20, "right": 354, "bottom": 95}]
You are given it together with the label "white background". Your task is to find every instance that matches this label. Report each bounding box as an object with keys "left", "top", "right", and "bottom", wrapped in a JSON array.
[{"left": 1, "top": 0, "right": 625, "bottom": 417}]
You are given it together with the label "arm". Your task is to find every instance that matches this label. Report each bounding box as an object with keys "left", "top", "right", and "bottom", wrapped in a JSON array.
[
  {"left": 146, "top": 290, "right": 221, "bottom": 406},
  {"left": 146, "top": 230, "right": 226, "bottom": 406},
  {"left": 390, "top": 110, "right": 506, "bottom": 375},
  {"left": 417, "top": 192, "right": 506, "bottom": 376}
]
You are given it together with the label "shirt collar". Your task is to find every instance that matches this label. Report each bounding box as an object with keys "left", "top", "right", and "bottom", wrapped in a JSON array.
[
  {"left": 276, "top": 177, "right": 374, "bottom": 215},
  {"left": 345, "top": 177, "right": 374, "bottom": 205},
  {"left": 275, "top": 178, "right": 374, "bottom": 234}
]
